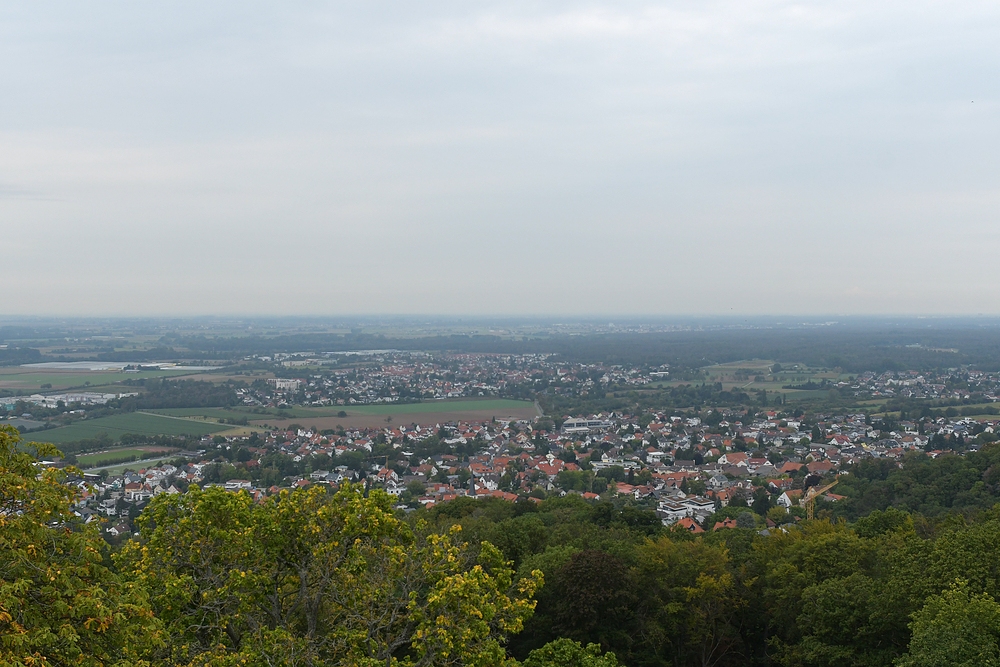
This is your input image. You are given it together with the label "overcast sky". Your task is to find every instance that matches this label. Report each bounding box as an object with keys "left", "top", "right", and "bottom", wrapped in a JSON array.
[{"left": 1, "top": 1, "right": 998, "bottom": 316}]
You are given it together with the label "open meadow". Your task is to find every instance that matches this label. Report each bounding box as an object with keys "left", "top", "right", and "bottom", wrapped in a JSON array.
[
  {"left": 83, "top": 455, "right": 179, "bottom": 473},
  {"left": 33, "top": 411, "right": 230, "bottom": 444},
  {"left": 76, "top": 445, "right": 179, "bottom": 466},
  {"left": 652, "top": 360, "right": 853, "bottom": 397},
  {"left": 0, "top": 365, "right": 202, "bottom": 393},
  {"left": 152, "top": 398, "right": 540, "bottom": 429}
]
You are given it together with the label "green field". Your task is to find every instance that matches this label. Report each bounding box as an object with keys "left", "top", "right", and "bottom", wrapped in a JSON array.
[
  {"left": 151, "top": 399, "right": 535, "bottom": 420},
  {"left": 88, "top": 457, "right": 177, "bottom": 474},
  {"left": 34, "top": 412, "right": 228, "bottom": 444},
  {"left": 77, "top": 447, "right": 175, "bottom": 466},
  {"left": 640, "top": 359, "right": 878, "bottom": 409},
  {"left": 651, "top": 360, "right": 853, "bottom": 396},
  {"left": 0, "top": 367, "right": 199, "bottom": 392},
  {"left": 146, "top": 407, "right": 252, "bottom": 420}
]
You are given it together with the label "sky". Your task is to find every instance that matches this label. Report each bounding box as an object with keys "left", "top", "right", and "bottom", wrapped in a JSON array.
[{"left": 1, "top": 1, "right": 999, "bottom": 317}]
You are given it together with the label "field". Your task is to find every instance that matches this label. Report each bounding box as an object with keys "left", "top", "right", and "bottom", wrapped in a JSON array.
[
  {"left": 33, "top": 412, "right": 230, "bottom": 444},
  {"left": 85, "top": 456, "right": 179, "bottom": 473},
  {"left": 653, "top": 360, "right": 853, "bottom": 396},
  {"left": 168, "top": 371, "right": 275, "bottom": 383},
  {"left": 152, "top": 398, "right": 540, "bottom": 430},
  {"left": 77, "top": 446, "right": 178, "bottom": 466},
  {"left": 0, "top": 366, "right": 200, "bottom": 393},
  {"left": 262, "top": 400, "right": 540, "bottom": 429},
  {"left": 145, "top": 407, "right": 253, "bottom": 421}
]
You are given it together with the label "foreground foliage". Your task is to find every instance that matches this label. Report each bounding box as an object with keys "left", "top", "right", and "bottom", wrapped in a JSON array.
[
  {"left": 0, "top": 426, "right": 159, "bottom": 666},
  {"left": 120, "top": 484, "right": 542, "bottom": 666},
  {"left": 9, "top": 429, "right": 1000, "bottom": 666}
]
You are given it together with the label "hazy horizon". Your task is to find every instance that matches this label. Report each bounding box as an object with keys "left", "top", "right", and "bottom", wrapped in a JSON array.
[
  {"left": 2, "top": 1, "right": 999, "bottom": 316},
  {"left": 6, "top": 314, "right": 1000, "bottom": 329}
]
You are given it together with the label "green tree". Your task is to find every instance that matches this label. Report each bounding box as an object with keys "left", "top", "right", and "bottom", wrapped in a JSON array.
[
  {"left": 523, "top": 638, "right": 620, "bottom": 667},
  {"left": 0, "top": 426, "right": 161, "bottom": 666},
  {"left": 636, "top": 536, "right": 743, "bottom": 667},
  {"left": 596, "top": 467, "right": 626, "bottom": 483},
  {"left": 516, "top": 550, "right": 634, "bottom": 659},
  {"left": 120, "top": 483, "right": 542, "bottom": 666},
  {"left": 896, "top": 582, "right": 1000, "bottom": 667},
  {"left": 752, "top": 490, "right": 772, "bottom": 516},
  {"left": 758, "top": 520, "right": 904, "bottom": 667},
  {"left": 556, "top": 470, "right": 594, "bottom": 493}
]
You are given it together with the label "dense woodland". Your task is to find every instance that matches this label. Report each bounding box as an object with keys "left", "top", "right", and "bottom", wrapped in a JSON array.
[
  {"left": 153, "top": 324, "right": 1000, "bottom": 372},
  {"left": 831, "top": 445, "right": 1000, "bottom": 520},
  {"left": 538, "top": 385, "right": 758, "bottom": 418},
  {"left": 118, "top": 379, "right": 240, "bottom": 409},
  {"left": 9, "top": 320, "right": 1000, "bottom": 372},
  {"left": 8, "top": 423, "right": 1000, "bottom": 667}
]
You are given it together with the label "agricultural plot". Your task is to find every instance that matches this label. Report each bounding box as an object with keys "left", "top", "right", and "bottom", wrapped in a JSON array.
[
  {"left": 700, "top": 360, "right": 849, "bottom": 384},
  {"left": 304, "top": 399, "right": 535, "bottom": 418},
  {"left": 249, "top": 399, "right": 540, "bottom": 430},
  {"left": 153, "top": 399, "right": 536, "bottom": 420},
  {"left": 642, "top": 359, "right": 868, "bottom": 408},
  {"left": 0, "top": 366, "right": 199, "bottom": 392},
  {"left": 33, "top": 412, "right": 228, "bottom": 444},
  {"left": 168, "top": 372, "right": 274, "bottom": 383},
  {"left": 147, "top": 407, "right": 253, "bottom": 420},
  {"left": 76, "top": 446, "right": 177, "bottom": 466},
  {"left": 692, "top": 361, "right": 851, "bottom": 395},
  {"left": 86, "top": 456, "right": 177, "bottom": 474}
]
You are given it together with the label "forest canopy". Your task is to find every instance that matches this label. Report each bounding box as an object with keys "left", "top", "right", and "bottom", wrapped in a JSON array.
[{"left": 7, "top": 425, "right": 1000, "bottom": 666}]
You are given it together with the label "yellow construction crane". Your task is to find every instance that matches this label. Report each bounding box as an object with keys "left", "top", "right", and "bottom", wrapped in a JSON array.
[{"left": 803, "top": 479, "right": 839, "bottom": 520}]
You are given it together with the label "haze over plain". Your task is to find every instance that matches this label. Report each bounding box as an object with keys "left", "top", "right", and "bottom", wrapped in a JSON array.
[{"left": 1, "top": 1, "right": 997, "bottom": 316}]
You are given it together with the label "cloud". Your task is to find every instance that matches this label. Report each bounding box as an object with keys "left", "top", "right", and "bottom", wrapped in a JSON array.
[
  {"left": 0, "top": 182, "right": 57, "bottom": 201},
  {"left": 0, "top": 1, "right": 999, "bottom": 315}
]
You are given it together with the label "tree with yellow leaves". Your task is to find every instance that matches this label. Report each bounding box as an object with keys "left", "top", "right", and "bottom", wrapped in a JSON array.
[
  {"left": 0, "top": 425, "right": 161, "bottom": 666},
  {"left": 119, "top": 483, "right": 542, "bottom": 666}
]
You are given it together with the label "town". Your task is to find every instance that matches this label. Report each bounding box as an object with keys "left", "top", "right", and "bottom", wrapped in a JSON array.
[
  {"left": 54, "top": 399, "right": 994, "bottom": 540},
  {"left": 8, "top": 347, "right": 999, "bottom": 540}
]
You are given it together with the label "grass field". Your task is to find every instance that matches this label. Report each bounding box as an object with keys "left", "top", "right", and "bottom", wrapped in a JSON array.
[
  {"left": 697, "top": 360, "right": 851, "bottom": 385},
  {"left": 152, "top": 399, "right": 535, "bottom": 420},
  {"left": 640, "top": 359, "right": 879, "bottom": 409},
  {"left": 77, "top": 446, "right": 177, "bottom": 466},
  {"left": 651, "top": 360, "right": 853, "bottom": 398},
  {"left": 169, "top": 372, "right": 275, "bottom": 383},
  {"left": 345, "top": 399, "right": 532, "bottom": 416},
  {"left": 0, "top": 366, "right": 199, "bottom": 392},
  {"left": 34, "top": 412, "right": 229, "bottom": 444},
  {"left": 146, "top": 407, "right": 252, "bottom": 420},
  {"left": 238, "top": 399, "right": 540, "bottom": 429},
  {"left": 86, "top": 457, "right": 177, "bottom": 473}
]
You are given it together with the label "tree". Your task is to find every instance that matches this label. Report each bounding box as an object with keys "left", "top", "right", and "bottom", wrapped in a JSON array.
[
  {"left": 0, "top": 426, "right": 161, "bottom": 666},
  {"left": 596, "top": 467, "right": 626, "bottom": 483},
  {"left": 897, "top": 582, "right": 1000, "bottom": 667},
  {"left": 524, "top": 550, "right": 635, "bottom": 658},
  {"left": 757, "top": 520, "right": 900, "bottom": 667},
  {"left": 523, "top": 638, "right": 620, "bottom": 667},
  {"left": 119, "top": 483, "right": 542, "bottom": 666},
  {"left": 752, "top": 490, "right": 772, "bottom": 516},
  {"left": 636, "top": 536, "right": 744, "bottom": 667},
  {"left": 556, "top": 470, "right": 594, "bottom": 493},
  {"left": 766, "top": 506, "right": 790, "bottom": 525}
]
